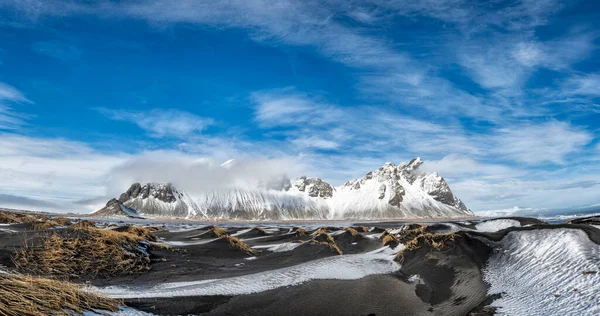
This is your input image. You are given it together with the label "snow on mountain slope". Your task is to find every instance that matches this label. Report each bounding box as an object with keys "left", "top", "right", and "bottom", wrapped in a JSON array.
[
  {"left": 93, "top": 157, "right": 473, "bottom": 220},
  {"left": 329, "top": 158, "right": 471, "bottom": 219},
  {"left": 92, "top": 198, "right": 144, "bottom": 218},
  {"left": 192, "top": 188, "right": 329, "bottom": 220},
  {"left": 116, "top": 183, "right": 206, "bottom": 218}
]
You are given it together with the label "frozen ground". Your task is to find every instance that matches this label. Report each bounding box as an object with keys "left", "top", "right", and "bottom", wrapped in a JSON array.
[{"left": 484, "top": 228, "right": 600, "bottom": 315}]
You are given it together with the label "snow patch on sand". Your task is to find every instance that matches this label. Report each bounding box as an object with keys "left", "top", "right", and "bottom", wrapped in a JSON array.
[
  {"left": 84, "top": 306, "right": 153, "bottom": 315},
  {"left": 484, "top": 228, "right": 600, "bottom": 315},
  {"left": 95, "top": 247, "right": 401, "bottom": 298},
  {"left": 475, "top": 219, "right": 521, "bottom": 232}
]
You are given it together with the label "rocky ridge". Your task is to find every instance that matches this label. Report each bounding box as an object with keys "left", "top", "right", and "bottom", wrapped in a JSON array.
[{"left": 92, "top": 157, "right": 472, "bottom": 220}]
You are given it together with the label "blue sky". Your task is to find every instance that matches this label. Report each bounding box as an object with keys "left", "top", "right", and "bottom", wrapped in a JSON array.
[{"left": 0, "top": 0, "right": 599, "bottom": 213}]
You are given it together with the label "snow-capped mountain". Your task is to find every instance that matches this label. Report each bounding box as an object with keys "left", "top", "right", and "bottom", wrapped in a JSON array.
[
  {"left": 328, "top": 158, "right": 470, "bottom": 219},
  {"left": 91, "top": 157, "right": 472, "bottom": 220}
]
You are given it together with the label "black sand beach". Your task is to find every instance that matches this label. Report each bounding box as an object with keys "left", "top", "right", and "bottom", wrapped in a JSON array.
[{"left": 2, "top": 210, "right": 600, "bottom": 315}]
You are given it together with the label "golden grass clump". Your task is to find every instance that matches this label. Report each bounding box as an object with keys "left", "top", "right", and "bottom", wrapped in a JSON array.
[
  {"left": 220, "top": 235, "right": 256, "bottom": 255},
  {"left": 396, "top": 225, "right": 428, "bottom": 243},
  {"left": 0, "top": 273, "right": 121, "bottom": 316},
  {"left": 344, "top": 227, "right": 360, "bottom": 236},
  {"left": 126, "top": 226, "right": 158, "bottom": 242},
  {"left": 208, "top": 226, "right": 228, "bottom": 237},
  {"left": 395, "top": 232, "right": 457, "bottom": 262},
  {"left": 31, "top": 218, "right": 72, "bottom": 231},
  {"left": 146, "top": 226, "right": 166, "bottom": 232},
  {"left": 313, "top": 240, "right": 343, "bottom": 255},
  {"left": 294, "top": 227, "right": 307, "bottom": 237},
  {"left": 311, "top": 227, "right": 330, "bottom": 236},
  {"left": 255, "top": 227, "right": 267, "bottom": 235},
  {"left": 381, "top": 234, "right": 400, "bottom": 247},
  {"left": 312, "top": 233, "right": 343, "bottom": 255},
  {"left": 13, "top": 224, "right": 155, "bottom": 279},
  {"left": 0, "top": 210, "right": 45, "bottom": 224},
  {"left": 71, "top": 220, "right": 96, "bottom": 230},
  {"left": 359, "top": 226, "right": 370, "bottom": 233}
]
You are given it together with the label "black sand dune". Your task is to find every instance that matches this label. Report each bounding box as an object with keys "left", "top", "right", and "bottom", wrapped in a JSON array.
[{"left": 2, "top": 211, "right": 600, "bottom": 316}]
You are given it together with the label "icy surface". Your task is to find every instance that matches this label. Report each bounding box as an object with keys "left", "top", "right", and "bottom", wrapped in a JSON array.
[
  {"left": 95, "top": 247, "right": 400, "bottom": 298},
  {"left": 254, "top": 242, "right": 304, "bottom": 252},
  {"left": 475, "top": 219, "right": 521, "bottom": 232},
  {"left": 83, "top": 307, "right": 153, "bottom": 315},
  {"left": 484, "top": 229, "right": 600, "bottom": 315}
]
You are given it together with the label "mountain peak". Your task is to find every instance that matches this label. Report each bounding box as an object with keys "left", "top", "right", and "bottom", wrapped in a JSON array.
[{"left": 94, "top": 158, "right": 472, "bottom": 220}]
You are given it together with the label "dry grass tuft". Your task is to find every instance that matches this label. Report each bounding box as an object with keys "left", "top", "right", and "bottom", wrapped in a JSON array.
[
  {"left": 31, "top": 218, "right": 72, "bottom": 231},
  {"left": 396, "top": 225, "right": 428, "bottom": 243},
  {"left": 313, "top": 233, "right": 343, "bottom": 255},
  {"left": 381, "top": 234, "right": 400, "bottom": 247},
  {"left": 0, "top": 273, "right": 121, "bottom": 316},
  {"left": 0, "top": 210, "right": 44, "bottom": 224},
  {"left": 344, "top": 227, "right": 360, "bottom": 236},
  {"left": 312, "top": 227, "right": 330, "bottom": 236},
  {"left": 294, "top": 227, "right": 307, "bottom": 237},
  {"left": 313, "top": 241, "right": 343, "bottom": 255},
  {"left": 126, "top": 226, "right": 158, "bottom": 242},
  {"left": 255, "top": 227, "right": 268, "bottom": 236},
  {"left": 71, "top": 220, "right": 96, "bottom": 230},
  {"left": 359, "top": 226, "right": 370, "bottom": 232},
  {"left": 146, "top": 226, "right": 166, "bottom": 232},
  {"left": 209, "top": 226, "right": 228, "bottom": 237},
  {"left": 13, "top": 224, "right": 155, "bottom": 279},
  {"left": 220, "top": 235, "right": 256, "bottom": 254},
  {"left": 395, "top": 232, "right": 457, "bottom": 262}
]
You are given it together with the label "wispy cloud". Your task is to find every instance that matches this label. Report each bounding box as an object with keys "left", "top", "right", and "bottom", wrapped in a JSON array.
[
  {"left": 0, "top": 134, "right": 126, "bottom": 212},
  {"left": 561, "top": 74, "right": 600, "bottom": 97},
  {"left": 31, "top": 40, "right": 81, "bottom": 61},
  {"left": 489, "top": 121, "right": 593, "bottom": 164},
  {"left": 0, "top": 82, "right": 31, "bottom": 130},
  {"left": 252, "top": 90, "right": 343, "bottom": 127},
  {"left": 0, "top": 193, "right": 59, "bottom": 209},
  {"left": 0, "top": 82, "right": 30, "bottom": 103},
  {"left": 97, "top": 108, "right": 214, "bottom": 138}
]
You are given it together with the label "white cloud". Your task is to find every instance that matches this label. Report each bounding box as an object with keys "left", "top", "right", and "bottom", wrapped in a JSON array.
[
  {"left": 562, "top": 74, "right": 600, "bottom": 97},
  {"left": 0, "top": 82, "right": 30, "bottom": 103},
  {"left": 98, "top": 108, "right": 213, "bottom": 138},
  {"left": 252, "top": 90, "right": 343, "bottom": 127},
  {"left": 423, "top": 154, "right": 524, "bottom": 179},
  {"left": 291, "top": 136, "right": 340, "bottom": 150},
  {"left": 0, "top": 82, "right": 32, "bottom": 130},
  {"left": 0, "top": 135, "right": 127, "bottom": 212},
  {"left": 490, "top": 121, "right": 592, "bottom": 164},
  {"left": 106, "top": 152, "right": 303, "bottom": 197}
]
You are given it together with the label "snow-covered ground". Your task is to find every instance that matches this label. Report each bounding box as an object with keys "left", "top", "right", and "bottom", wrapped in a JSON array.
[
  {"left": 483, "top": 228, "right": 600, "bottom": 315},
  {"left": 94, "top": 246, "right": 401, "bottom": 298},
  {"left": 474, "top": 219, "right": 522, "bottom": 232}
]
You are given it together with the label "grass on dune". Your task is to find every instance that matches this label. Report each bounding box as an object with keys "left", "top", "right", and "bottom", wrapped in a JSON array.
[
  {"left": 313, "top": 232, "right": 343, "bottom": 255},
  {"left": 13, "top": 221, "right": 156, "bottom": 279},
  {"left": 394, "top": 230, "right": 457, "bottom": 262},
  {"left": 344, "top": 227, "right": 360, "bottom": 236},
  {"left": 381, "top": 234, "right": 400, "bottom": 247},
  {"left": 220, "top": 235, "right": 257, "bottom": 255},
  {"left": 0, "top": 210, "right": 46, "bottom": 225},
  {"left": 294, "top": 227, "right": 307, "bottom": 237},
  {"left": 0, "top": 273, "right": 121, "bottom": 316},
  {"left": 311, "top": 227, "right": 330, "bottom": 236},
  {"left": 31, "top": 217, "right": 72, "bottom": 231},
  {"left": 206, "top": 226, "right": 228, "bottom": 237}
]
